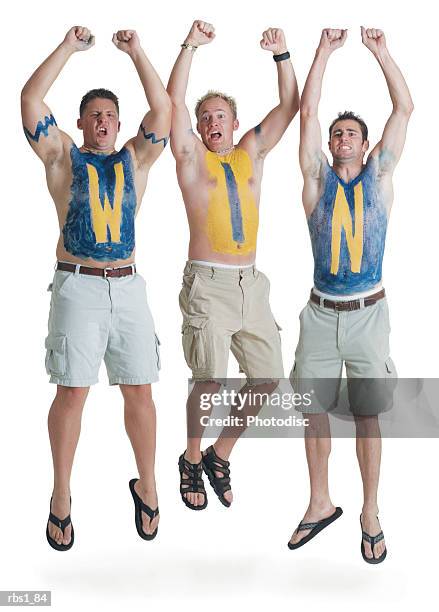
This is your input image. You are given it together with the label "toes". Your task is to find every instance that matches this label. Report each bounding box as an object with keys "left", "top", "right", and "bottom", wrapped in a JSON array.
[
  {"left": 374, "top": 540, "right": 385, "bottom": 559},
  {"left": 49, "top": 524, "right": 62, "bottom": 544},
  {"left": 62, "top": 526, "right": 71, "bottom": 546},
  {"left": 143, "top": 512, "right": 159, "bottom": 535},
  {"left": 364, "top": 542, "right": 373, "bottom": 558},
  {"left": 223, "top": 490, "right": 233, "bottom": 504}
]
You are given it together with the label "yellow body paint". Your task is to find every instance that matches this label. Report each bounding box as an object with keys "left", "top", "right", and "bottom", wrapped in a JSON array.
[
  {"left": 205, "top": 149, "right": 258, "bottom": 255},
  {"left": 87, "top": 162, "right": 124, "bottom": 244},
  {"left": 330, "top": 181, "right": 364, "bottom": 274}
]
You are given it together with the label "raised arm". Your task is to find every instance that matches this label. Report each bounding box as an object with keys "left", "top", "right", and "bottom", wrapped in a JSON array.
[
  {"left": 167, "top": 21, "right": 215, "bottom": 165},
  {"left": 21, "top": 26, "right": 94, "bottom": 166},
  {"left": 240, "top": 28, "right": 299, "bottom": 158},
  {"left": 363, "top": 27, "right": 414, "bottom": 173},
  {"left": 300, "top": 29, "right": 347, "bottom": 216},
  {"left": 113, "top": 30, "right": 172, "bottom": 170}
]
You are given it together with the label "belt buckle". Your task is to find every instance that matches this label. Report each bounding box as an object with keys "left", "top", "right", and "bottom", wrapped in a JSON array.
[
  {"left": 103, "top": 267, "right": 114, "bottom": 278},
  {"left": 333, "top": 300, "right": 345, "bottom": 312}
]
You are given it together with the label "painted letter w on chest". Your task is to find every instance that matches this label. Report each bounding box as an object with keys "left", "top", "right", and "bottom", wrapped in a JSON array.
[{"left": 86, "top": 162, "right": 124, "bottom": 243}]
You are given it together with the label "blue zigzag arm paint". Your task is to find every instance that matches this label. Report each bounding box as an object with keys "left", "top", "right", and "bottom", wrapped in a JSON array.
[
  {"left": 23, "top": 114, "right": 57, "bottom": 142},
  {"left": 139, "top": 124, "right": 169, "bottom": 148}
]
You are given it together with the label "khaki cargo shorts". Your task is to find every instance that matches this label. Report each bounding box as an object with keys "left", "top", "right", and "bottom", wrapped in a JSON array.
[
  {"left": 290, "top": 294, "right": 397, "bottom": 415},
  {"left": 179, "top": 261, "right": 284, "bottom": 383},
  {"left": 45, "top": 268, "right": 160, "bottom": 387}
]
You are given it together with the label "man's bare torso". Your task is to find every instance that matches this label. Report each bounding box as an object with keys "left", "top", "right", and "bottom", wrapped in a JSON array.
[
  {"left": 177, "top": 142, "right": 264, "bottom": 265},
  {"left": 47, "top": 134, "right": 148, "bottom": 268}
]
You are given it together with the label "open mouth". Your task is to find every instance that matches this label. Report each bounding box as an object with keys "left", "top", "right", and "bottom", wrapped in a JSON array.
[
  {"left": 209, "top": 131, "right": 222, "bottom": 141},
  {"left": 97, "top": 127, "right": 108, "bottom": 136}
]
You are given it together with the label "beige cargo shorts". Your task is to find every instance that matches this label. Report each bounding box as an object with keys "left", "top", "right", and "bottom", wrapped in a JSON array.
[
  {"left": 179, "top": 261, "right": 284, "bottom": 383},
  {"left": 290, "top": 294, "right": 397, "bottom": 415}
]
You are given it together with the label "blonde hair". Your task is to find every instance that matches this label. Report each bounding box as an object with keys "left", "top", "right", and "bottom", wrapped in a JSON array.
[{"left": 195, "top": 90, "right": 237, "bottom": 120}]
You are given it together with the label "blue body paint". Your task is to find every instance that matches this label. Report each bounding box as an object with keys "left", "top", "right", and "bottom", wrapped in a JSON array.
[
  {"left": 23, "top": 114, "right": 57, "bottom": 142},
  {"left": 63, "top": 145, "right": 136, "bottom": 260},
  {"left": 308, "top": 158, "right": 388, "bottom": 294},
  {"left": 139, "top": 124, "right": 169, "bottom": 148},
  {"left": 221, "top": 162, "right": 245, "bottom": 244},
  {"left": 254, "top": 124, "right": 262, "bottom": 135}
]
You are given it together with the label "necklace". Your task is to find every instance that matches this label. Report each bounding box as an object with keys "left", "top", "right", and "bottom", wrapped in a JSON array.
[
  {"left": 216, "top": 144, "right": 235, "bottom": 156},
  {"left": 81, "top": 145, "right": 116, "bottom": 155}
]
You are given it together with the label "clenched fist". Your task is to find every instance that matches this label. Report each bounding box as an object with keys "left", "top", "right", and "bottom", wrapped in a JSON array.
[
  {"left": 63, "top": 26, "right": 95, "bottom": 52},
  {"left": 318, "top": 28, "right": 347, "bottom": 54},
  {"left": 112, "top": 30, "right": 141, "bottom": 55},
  {"left": 361, "top": 26, "right": 387, "bottom": 55},
  {"left": 260, "top": 28, "right": 287, "bottom": 55},
  {"left": 184, "top": 20, "right": 215, "bottom": 46}
]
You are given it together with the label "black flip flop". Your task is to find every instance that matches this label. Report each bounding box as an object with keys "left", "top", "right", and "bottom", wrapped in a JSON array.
[
  {"left": 202, "top": 445, "right": 231, "bottom": 508},
  {"left": 360, "top": 515, "right": 387, "bottom": 564},
  {"left": 288, "top": 506, "right": 343, "bottom": 549},
  {"left": 46, "top": 497, "right": 74, "bottom": 551},
  {"left": 178, "top": 452, "right": 208, "bottom": 511},
  {"left": 129, "top": 479, "right": 159, "bottom": 541}
]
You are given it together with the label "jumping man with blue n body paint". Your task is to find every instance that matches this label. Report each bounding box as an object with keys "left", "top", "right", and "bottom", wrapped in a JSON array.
[
  {"left": 288, "top": 28, "right": 413, "bottom": 563},
  {"left": 167, "top": 21, "right": 299, "bottom": 512},
  {"left": 21, "top": 26, "right": 171, "bottom": 549}
]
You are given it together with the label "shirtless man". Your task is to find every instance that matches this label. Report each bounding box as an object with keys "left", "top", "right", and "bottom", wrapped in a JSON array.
[
  {"left": 167, "top": 21, "right": 299, "bottom": 510},
  {"left": 288, "top": 28, "right": 413, "bottom": 563},
  {"left": 21, "top": 26, "right": 171, "bottom": 549}
]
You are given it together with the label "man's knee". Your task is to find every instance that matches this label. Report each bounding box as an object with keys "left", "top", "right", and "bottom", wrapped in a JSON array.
[
  {"left": 120, "top": 384, "right": 153, "bottom": 408},
  {"left": 54, "top": 385, "right": 89, "bottom": 408},
  {"left": 354, "top": 414, "right": 381, "bottom": 438}
]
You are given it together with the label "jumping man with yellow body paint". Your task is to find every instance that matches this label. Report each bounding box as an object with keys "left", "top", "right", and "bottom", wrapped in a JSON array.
[
  {"left": 22, "top": 26, "right": 171, "bottom": 549},
  {"left": 288, "top": 28, "right": 413, "bottom": 563},
  {"left": 167, "top": 21, "right": 299, "bottom": 511}
]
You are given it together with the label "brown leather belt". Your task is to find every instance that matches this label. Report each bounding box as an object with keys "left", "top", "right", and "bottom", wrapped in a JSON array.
[
  {"left": 310, "top": 288, "right": 385, "bottom": 311},
  {"left": 56, "top": 261, "right": 136, "bottom": 278}
]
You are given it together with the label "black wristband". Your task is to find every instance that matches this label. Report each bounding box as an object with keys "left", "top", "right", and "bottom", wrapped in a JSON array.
[{"left": 273, "top": 51, "right": 290, "bottom": 62}]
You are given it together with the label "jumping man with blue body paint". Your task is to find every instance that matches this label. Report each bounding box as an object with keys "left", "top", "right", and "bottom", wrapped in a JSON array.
[
  {"left": 167, "top": 21, "right": 299, "bottom": 511},
  {"left": 21, "top": 26, "right": 171, "bottom": 549},
  {"left": 288, "top": 28, "right": 413, "bottom": 563}
]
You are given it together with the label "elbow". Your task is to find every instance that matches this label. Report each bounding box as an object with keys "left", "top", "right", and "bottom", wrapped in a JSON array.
[
  {"left": 21, "top": 86, "right": 31, "bottom": 104},
  {"left": 394, "top": 99, "right": 414, "bottom": 117},
  {"left": 300, "top": 103, "right": 318, "bottom": 119}
]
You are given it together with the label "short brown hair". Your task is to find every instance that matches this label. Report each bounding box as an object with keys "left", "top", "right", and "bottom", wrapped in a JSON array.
[
  {"left": 195, "top": 90, "right": 237, "bottom": 120},
  {"left": 329, "top": 111, "right": 368, "bottom": 142},
  {"left": 79, "top": 89, "right": 119, "bottom": 117}
]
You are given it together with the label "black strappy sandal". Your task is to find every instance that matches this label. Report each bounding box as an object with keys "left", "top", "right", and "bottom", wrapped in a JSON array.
[
  {"left": 288, "top": 507, "right": 343, "bottom": 549},
  {"left": 360, "top": 515, "right": 387, "bottom": 564},
  {"left": 46, "top": 497, "right": 74, "bottom": 551},
  {"left": 178, "top": 452, "right": 208, "bottom": 511},
  {"left": 202, "top": 445, "right": 232, "bottom": 508},
  {"left": 129, "top": 479, "right": 159, "bottom": 541}
]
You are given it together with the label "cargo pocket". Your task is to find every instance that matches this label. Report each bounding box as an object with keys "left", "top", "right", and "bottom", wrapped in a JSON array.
[
  {"left": 181, "top": 316, "right": 210, "bottom": 371},
  {"left": 154, "top": 333, "right": 161, "bottom": 370},
  {"left": 45, "top": 334, "right": 66, "bottom": 377}
]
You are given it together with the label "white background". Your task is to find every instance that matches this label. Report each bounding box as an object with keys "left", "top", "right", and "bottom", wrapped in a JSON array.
[{"left": 1, "top": 0, "right": 438, "bottom": 610}]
